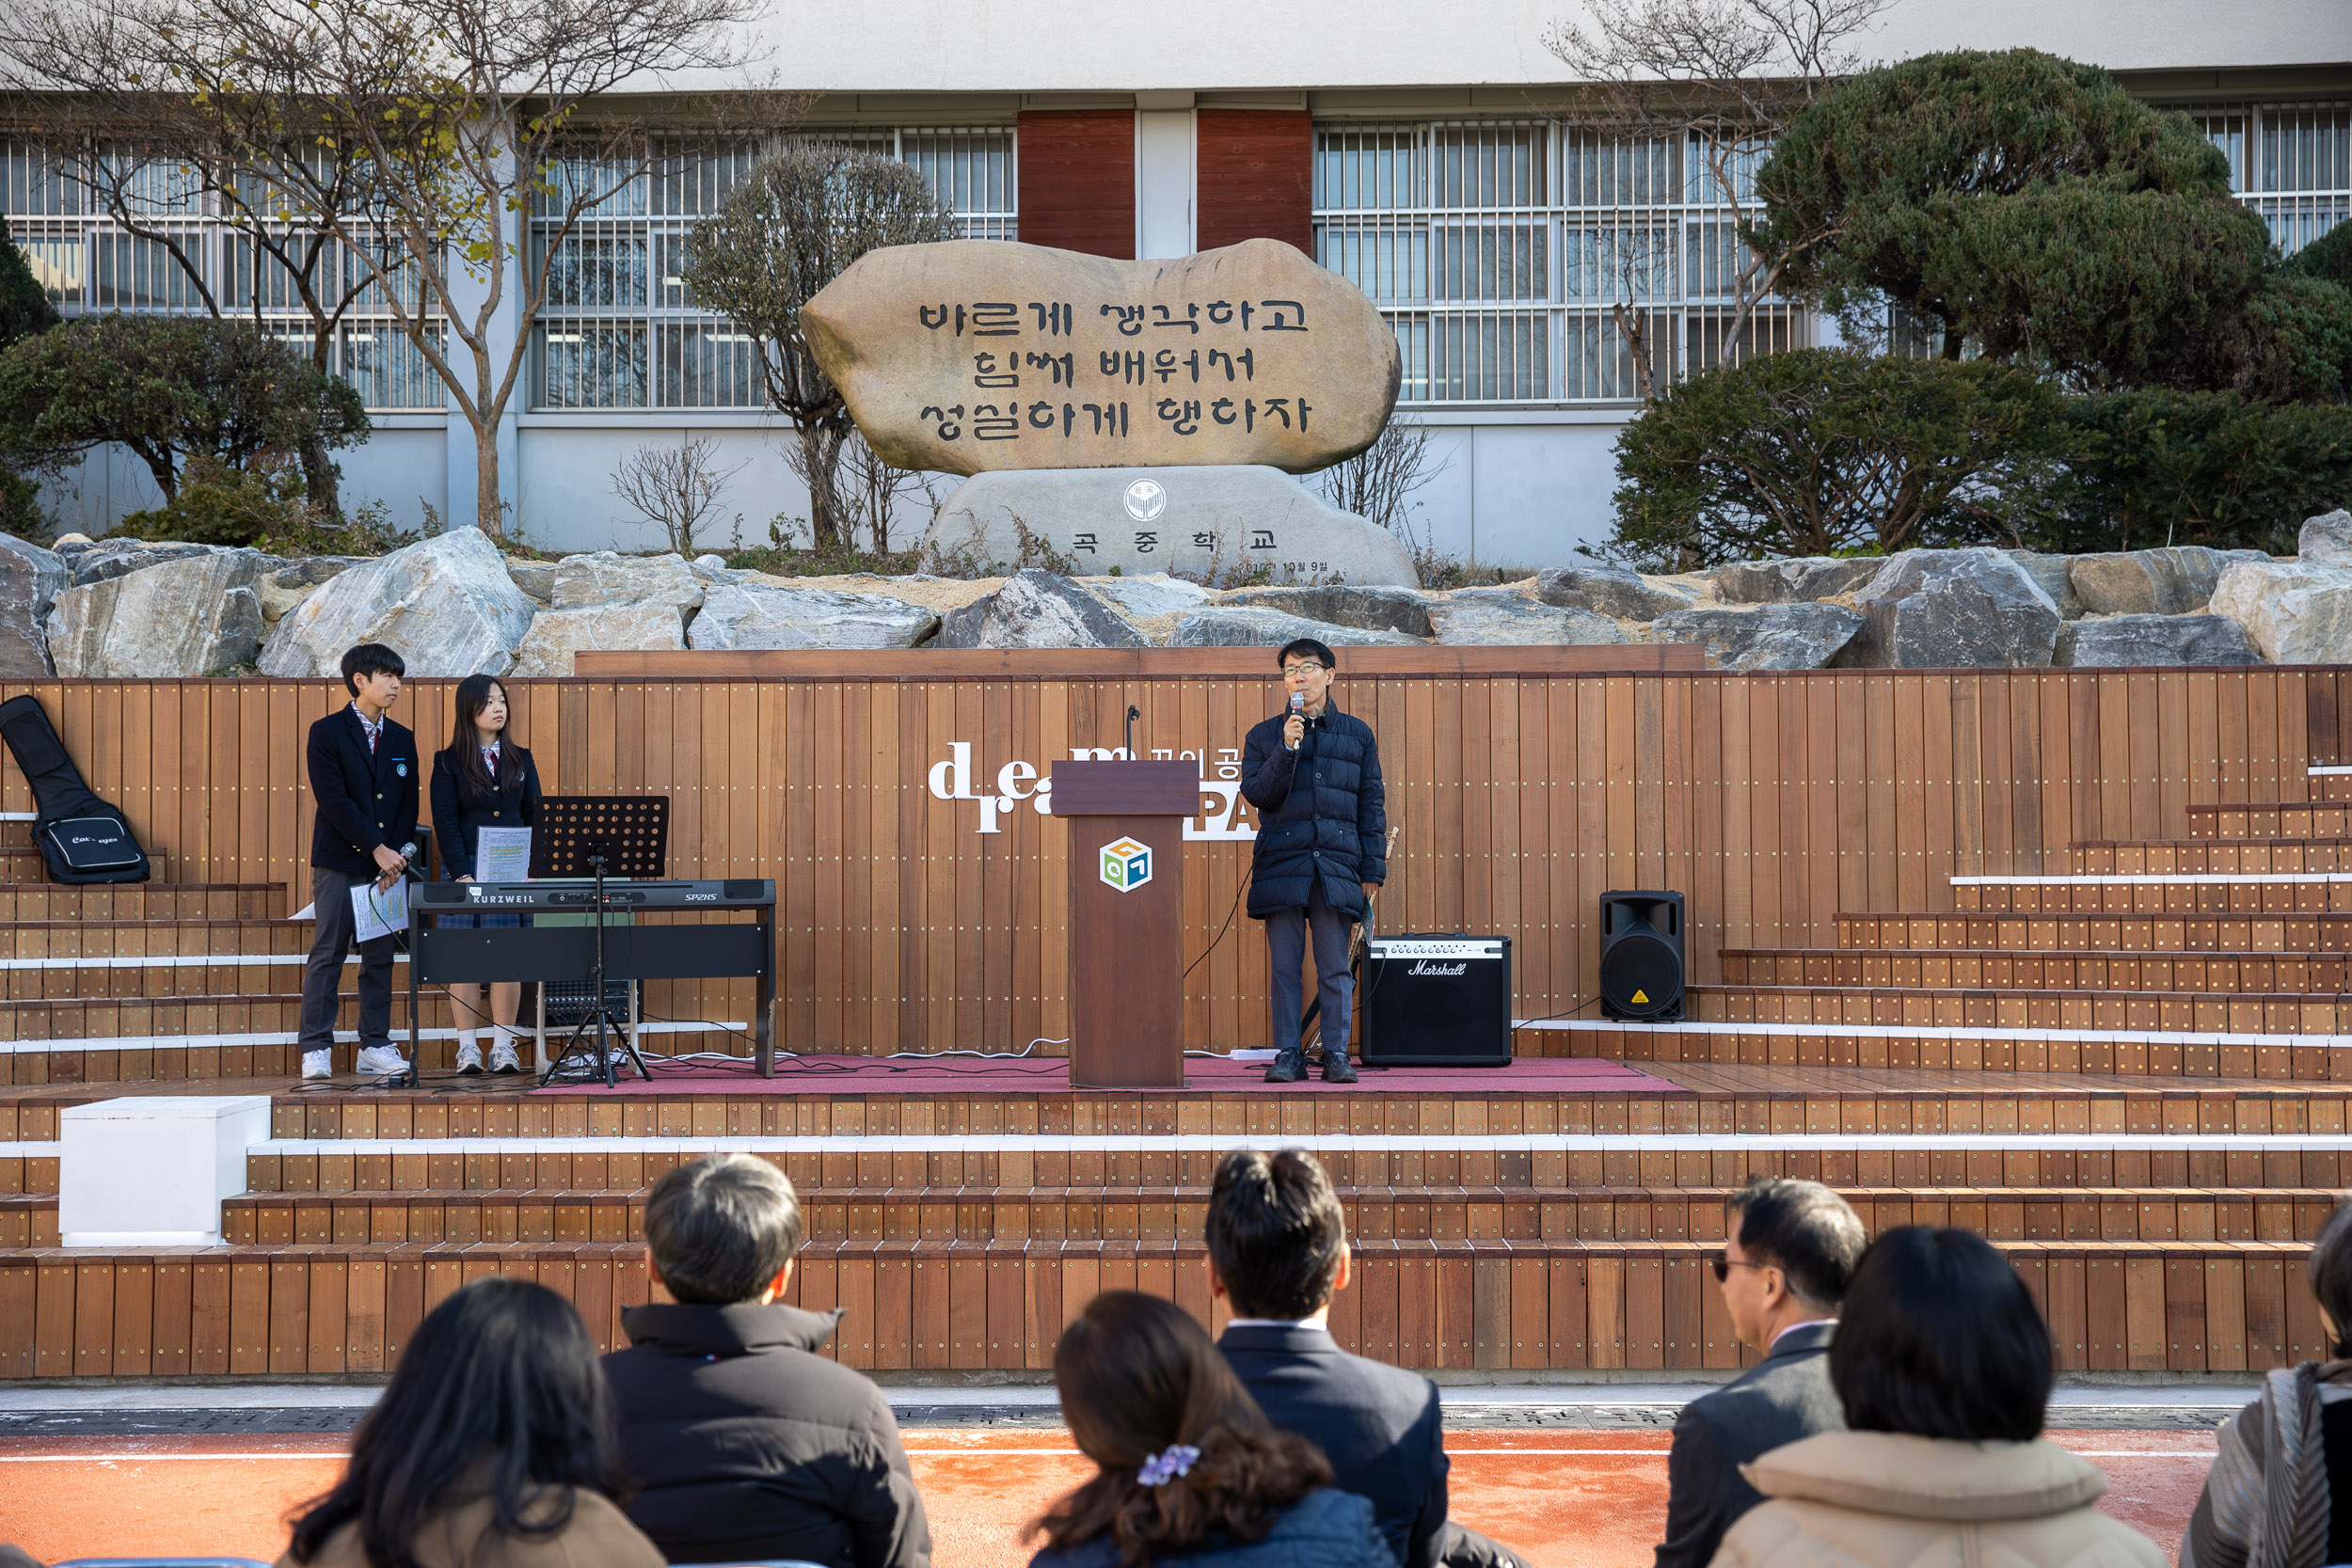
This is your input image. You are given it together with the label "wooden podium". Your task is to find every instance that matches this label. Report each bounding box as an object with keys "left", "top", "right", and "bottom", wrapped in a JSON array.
[{"left": 1052, "top": 759, "right": 1199, "bottom": 1088}]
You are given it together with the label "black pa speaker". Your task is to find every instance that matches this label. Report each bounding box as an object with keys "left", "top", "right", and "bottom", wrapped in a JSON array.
[
  {"left": 1361, "top": 934, "right": 1513, "bottom": 1066},
  {"left": 1598, "top": 891, "right": 1684, "bottom": 1022}
]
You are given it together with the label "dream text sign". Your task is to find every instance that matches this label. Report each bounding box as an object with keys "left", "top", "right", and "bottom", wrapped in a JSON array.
[{"left": 800, "top": 237, "right": 1403, "bottom": 475}]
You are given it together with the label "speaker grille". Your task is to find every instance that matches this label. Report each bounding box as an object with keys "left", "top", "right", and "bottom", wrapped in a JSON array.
[{"left": 1598, "top": 929, "right": 1682, "bottom": 1018}]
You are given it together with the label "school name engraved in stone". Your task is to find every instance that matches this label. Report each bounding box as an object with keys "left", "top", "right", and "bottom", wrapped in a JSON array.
[{"left": 802, "top": 237, "right": 1402, "bottom": 475}]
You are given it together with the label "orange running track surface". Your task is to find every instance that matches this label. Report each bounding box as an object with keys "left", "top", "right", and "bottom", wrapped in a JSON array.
[{"left": 0, "top": 1428, "right": 2218, "bottom": 1568}]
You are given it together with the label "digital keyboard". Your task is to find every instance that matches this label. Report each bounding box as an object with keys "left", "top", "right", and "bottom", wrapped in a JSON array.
[{"left": 414, "top": 878, "right": 775, "bottom": 911}]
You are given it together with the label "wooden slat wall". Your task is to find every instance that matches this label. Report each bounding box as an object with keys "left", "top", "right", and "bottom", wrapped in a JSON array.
[
  {"left": 0, "top": 663, "right": 2330, "bottom": 1054},
  {"left": 1013, "top": 109, "right": 1136, "bottom": 259},
  {"left": 1196, "top": 110, "right": 1313, "bottom": 253}
]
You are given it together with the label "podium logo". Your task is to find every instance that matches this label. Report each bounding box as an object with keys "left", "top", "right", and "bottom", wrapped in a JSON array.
[{"left": 1100, "top": 837, "right": 1152, "bottom": 893}]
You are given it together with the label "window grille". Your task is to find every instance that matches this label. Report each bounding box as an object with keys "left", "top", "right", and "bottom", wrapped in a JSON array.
[
  {"left": 527, "top": 128, "right": 1018, "bottom": 411},
  {"left": 1313, "top": 119, "right": 1803, "bottom": 405},
  {"left": 2183, "top": 101, "right": 2351, "bottom": 254}
]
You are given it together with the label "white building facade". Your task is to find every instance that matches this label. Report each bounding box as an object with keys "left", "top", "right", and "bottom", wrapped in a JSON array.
[{"left": 8, "top": 0, "right": 2348, "bottom": 563}]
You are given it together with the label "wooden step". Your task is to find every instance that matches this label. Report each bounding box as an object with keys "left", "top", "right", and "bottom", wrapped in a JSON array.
[
  {"left": 215, "top": 1182, "right": 2344, "bottom": 1248},
  {"left": 2191, "top": 804, "right": 2352, "bottom": 839},
  {"left": 0, "top": 883, "right": 284, "bottom": 921},
  {"left": 0, "top": 1236, "right": 2327, "bottom": 1378},
  {"left": 1691, "top": 982, "right": 2352, "bottom": 1036},
  {"left": 1724, "top": 948, "right": 2352, "bottom": 993},
  {"left": 1837, "top": 911, "right": 2352, "bottom": 954},
  {"left": 1952, "top": 873, "right": 2352, "bottom": 915},
  {"left": 2070, "top": 841, "right": 2352, "bottom": 874}
]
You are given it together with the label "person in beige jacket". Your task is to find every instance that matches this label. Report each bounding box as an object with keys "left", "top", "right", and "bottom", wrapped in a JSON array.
[
  {"left": 1709, "top": 1226, "right": 2165, "bottom": 1568},
  {"left": 278, "top": 1277, "right": 662, "bottom": 1568}
]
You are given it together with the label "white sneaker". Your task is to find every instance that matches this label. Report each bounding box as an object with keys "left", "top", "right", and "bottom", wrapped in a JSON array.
[
  {"left": 353, "top": 1045, "right": 409, "bottom": 1076},
  {"left": 300, "top": 1049, "right": 333, "bottom": 1080},
  {"left": 489, "top": 1040, "right": 523, "bottom": 1074},
  {"left": 454, "top": 1041, "right": 485, "bottom": 1074}
]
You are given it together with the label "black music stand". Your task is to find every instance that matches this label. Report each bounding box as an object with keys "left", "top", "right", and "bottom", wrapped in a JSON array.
[{"left": 536, "top": 797, "right": 670, "bottom": 1087}]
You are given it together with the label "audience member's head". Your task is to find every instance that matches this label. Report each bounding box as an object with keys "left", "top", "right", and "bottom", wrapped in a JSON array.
[
  {"left": 1031, "top": 1291, "right": 1331, "bottom": 1568},
  {"left": 1205, "top": 1148, "right": 1349, "bottom": 1320},
  {"left": 1724, "top": 1176, "right": 1867, "bottom": 1312},
  {"left": 1830, "top": 1226, "right": 2053, "bottom": 1444},
  {"left": 286, "top": 1276, "right": 625, "bottom": 1564},
  {"left": 2309, "top": 1200, "right": 2352, "bottom": 1355},
  {"left": 644, "top": 1152, "right": 804, "bottom": 1305}
]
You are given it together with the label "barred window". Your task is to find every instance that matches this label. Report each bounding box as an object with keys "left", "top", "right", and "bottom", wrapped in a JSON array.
[
  {"left": 1314, "top": 119, "right": 1804, "bottom": 405},
  {"left": 528, "top": 128, "right": 1018, "bottom": 412},
  {"left": 2182, "top": 101, "right": 2351, "bottom": 255},
  {"left": 0, "top": 141, "right": 448, "bottom": 410}
]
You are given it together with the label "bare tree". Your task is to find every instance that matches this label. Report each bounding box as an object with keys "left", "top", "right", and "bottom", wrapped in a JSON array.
[
  {"left": 681, "top": 142, "right": 958, "bottom": 551},
  {"left": 610, "top": 434, "right": 745, "bottom": 556},
  {"left": 1544, "top": 0, "right": 1892, "bottom": 388},
  {"left": 838, "top": 427, "right": 935, "bottom": 554},
  {"left": 48, "top": 0, "right": 774, "bottom": 542},
  {"left": 1315, "top": 418, "right": 1448, "bottom": 538}
]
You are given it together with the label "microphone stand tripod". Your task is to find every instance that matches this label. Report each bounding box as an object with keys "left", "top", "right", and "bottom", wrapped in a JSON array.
[{"left": 540, "top": 848, "right": 650, "bottom": 1087}]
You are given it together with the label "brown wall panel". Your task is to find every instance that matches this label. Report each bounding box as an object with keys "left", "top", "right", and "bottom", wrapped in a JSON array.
[
  {"left": 1197, "top": 110, "right": 1312, "bottom": 253},
  {"left": 1016, "top": 110, "right": 1135, "bottom": 258}
]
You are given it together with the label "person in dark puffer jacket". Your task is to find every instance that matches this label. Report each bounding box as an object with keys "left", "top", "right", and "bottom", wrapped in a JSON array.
[
  {"left": 1025, "top": 1290, "right": 1390, "bottom": 1568},
  {"left": 1240, "top": 638, "right": 1388, "bottom": 1084},
  {"left": 602, "top": 1153, "right": 930, "bottom": 1568}
]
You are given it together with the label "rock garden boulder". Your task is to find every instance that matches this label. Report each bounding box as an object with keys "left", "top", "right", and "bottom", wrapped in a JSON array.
[
  {"left": 2004, "top": 551, "right": 2083, "bottom": 619},
  {"left": 261, "top": 527, "right": 540, "bottom": 678},
  {"left": 258, "top": 557, "right": 368, "bottom": 626},
  {"left": 1430, "top": 591, "right": 1626, "bottom": 645},
  {"left": 2211, "top": 560, "right": 2352, "bottom": 664},
  {"left": 2058, "top": 614, "right": 2262, "bottom": 667},
  {"left": 1168, "top": 607, "right": 1420, "bottom": 648},
  {"left": 2068, "top": 546, "right": 2221, "bottom": 616},
  {"left": 937, "top": 569, "right": 1147, "bottom": 650},
  {"left": 0, "top": 534, "right": 65, "bottom": 676},
  {"left": 1703, "top": 557, "right": 1879, "bottom": 606},
  {"left": 1842, "top": 547, "right": 2062, "bottom": 668},
  {"left": 46, "top": 548, "right": 268, "bottom": 676},
  {"left": 2300, "top": 510, "right": 2352, "bottom": 567},
  {"left": 687, "top": 583, "right": 938, "bottom": 650},
  {"left": 509, "top": 602, "right": 689, "bottom": 676},
  {"left": 1084, "top": 573, "right": 1212, "bottom": 620},
  {"left": 1534, "top": 560, "right": 1695, "bottom": 619},
  {"left": 1220, "top": 585, "right": 1433, "bottom": 637},
  {"left": 1652, "top": 604, "right": 1866, "bottom": 671},
  {"left": 548, "top": 550, "right": 705, "bottom": 613},
  {"left": 504, "top": 557, "right": 559, "bottom": 602},
  {"left": 66, "top": 538, "right": 224, "bottom": 587}
]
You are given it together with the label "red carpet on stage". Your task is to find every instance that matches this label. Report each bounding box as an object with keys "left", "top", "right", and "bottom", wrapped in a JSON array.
[{"left": 534, "top": 1052, "right": 1687, "bottom": 1096}]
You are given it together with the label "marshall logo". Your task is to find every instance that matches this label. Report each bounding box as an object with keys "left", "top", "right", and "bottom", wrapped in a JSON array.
[{"left": 1406, "top": 958, "right": 1468, "bottom": 977}]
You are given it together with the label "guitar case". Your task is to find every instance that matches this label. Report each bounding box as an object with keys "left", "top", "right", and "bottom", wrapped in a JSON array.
[{"left": 0, "top": 694, "right": 150, "bottom": 883}]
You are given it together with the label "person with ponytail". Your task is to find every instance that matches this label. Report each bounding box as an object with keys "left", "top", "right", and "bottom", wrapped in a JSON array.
[
  {"left": 1026, "top": 1291, "right": 1388, "bottom": 1568},
  {"left": 279, "top": 1276, "right": 661, "bottom": 1568}
]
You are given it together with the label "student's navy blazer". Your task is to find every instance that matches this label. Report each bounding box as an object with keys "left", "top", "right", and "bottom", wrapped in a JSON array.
[
  {"left": 430, "top": 744, "right": 543, "bottom": 879},
  {"left": 307, "top": 705, "right": 421, "bottom": 878}
]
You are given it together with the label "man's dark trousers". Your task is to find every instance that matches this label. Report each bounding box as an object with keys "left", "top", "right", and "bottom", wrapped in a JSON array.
[
  {"left": 1268, "top": 884, "right": 1354, "bottom": 1055},
  {"left": 299, "top": 868, "right": 396, "bottom": 1053},
  {"left": 1653, "top": 1322, "right": 1843, "bottom": 1568},
  {"left": 1218, "top": 1323, "right": 1522, "bottom": 1568}
]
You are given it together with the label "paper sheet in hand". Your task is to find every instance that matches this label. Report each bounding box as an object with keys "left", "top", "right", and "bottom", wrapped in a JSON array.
[
  {"left": 475, "top": 827, "right": 532, "bottom": 883},
  {"left": 351, "top": 876, "right": 409, "bottom": 944}
]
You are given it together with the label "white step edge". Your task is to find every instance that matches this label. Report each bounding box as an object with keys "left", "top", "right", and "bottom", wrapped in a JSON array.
[
  {"left": 244, "top": 1132, "right": 2352, "bottom": 1155},
  {"left": 0, "top": 1021, "right": 746, "bottom": 1054},
  {"left": 1950, "top": 873, "right": 2352, "bottom": 886},
  {"left": 1516, "top": 1017, "right": 2344, "bottom": 1048}
]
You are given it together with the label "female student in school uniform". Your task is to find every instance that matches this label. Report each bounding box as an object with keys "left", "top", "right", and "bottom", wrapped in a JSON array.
[{"left": 431, "top": 673, "right": 544, "bottom": 1074}]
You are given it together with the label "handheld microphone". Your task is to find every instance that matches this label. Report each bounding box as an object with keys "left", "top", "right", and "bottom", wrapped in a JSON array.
[{"left": 1289, "top": 690, "right": 1306, "bottom": 717}]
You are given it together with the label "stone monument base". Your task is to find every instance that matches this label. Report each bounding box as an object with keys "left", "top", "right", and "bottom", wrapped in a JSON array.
[{"left": 924, "top": 465, "right": 1421, "bottom": 588}]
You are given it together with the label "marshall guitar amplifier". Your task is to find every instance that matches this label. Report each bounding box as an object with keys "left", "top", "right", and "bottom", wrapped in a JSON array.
[{"left": 1360, "top": 934, "right": 1513, "bottom": 1067}]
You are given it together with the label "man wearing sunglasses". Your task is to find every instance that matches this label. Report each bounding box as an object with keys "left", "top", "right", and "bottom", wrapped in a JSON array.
[
  {"left": 1655, "top": 1177, "right": 1866, "bottom": 1568},
  {"left": 1240, "top": 638, "right": 1387, "bottom": 1085}
]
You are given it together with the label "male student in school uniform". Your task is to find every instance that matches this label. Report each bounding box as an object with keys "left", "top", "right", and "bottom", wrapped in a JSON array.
[{"left": 298, "top": 642, "right": 421, "bottom": 1081}]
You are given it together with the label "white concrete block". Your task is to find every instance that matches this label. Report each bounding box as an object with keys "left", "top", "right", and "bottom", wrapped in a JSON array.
[{"left": 58, "top": 1095, "right": 271, "bottom": 1246}]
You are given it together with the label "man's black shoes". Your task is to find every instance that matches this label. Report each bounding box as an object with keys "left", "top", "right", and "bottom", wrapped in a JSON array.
[
  {"left": 1320, "top": 1048, "right": 1359, "bottom": 1084},
  {"left": 1263, "top": 1048, "right": 1307, "bottom": 1084}
]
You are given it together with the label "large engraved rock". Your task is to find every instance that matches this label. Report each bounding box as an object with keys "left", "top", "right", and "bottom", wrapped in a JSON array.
[
  {"left": 0, "top": 534, "right": 65, "bottom": 676},
  {"left": 509, "top": 602, "right": 689, "bottom": 676},
  {"left": 2212, "top": 561, "right": 2352, "bottom": 664},
  {"left": 1168, "top": 607, "right": 1421, "bottom": 648},
  {"left": 1842, "top": 547, "right": 2061, "bottom": 668},
  {"left": 260, "top": 527, "right": 540, "bottom": 678},
  {"left": 1430, "top": 591, "right": 1626, "bottom": 645},
  {"left": 927, "top": 465, "right": 1419, "bottom": 587},
  {"left": 803, "top": 238, "right": 1399, "bottom": 475},
  {"left": 548, "top": 550, "right": 705, "bottom": 613},
  {"left": 46, "top": 548, "right": 268, "bottom": 676},
  {"left": 2058, "top": 614, "right": 2261, "bottom": 667},
  {"left": 1652, "top": 604, "right": 1866, "bottom": 671},
  {"left": 937, "top": 569, "right": 1147, "bottom": 650},
  {"left": 687, "top": 583, "right": 938, "bottom": 650}
]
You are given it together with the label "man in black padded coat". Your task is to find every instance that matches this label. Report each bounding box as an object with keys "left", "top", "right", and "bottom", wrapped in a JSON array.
[
  {"left": 603, "top": 1153, "right": 931, "bottom": 1568},
  {"left": 1239, "top": 637, "right": 1387, "bottom": 1084},
  {"left": 1209, "top": 1148, "right": 1526, "bottom": 1568}
]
